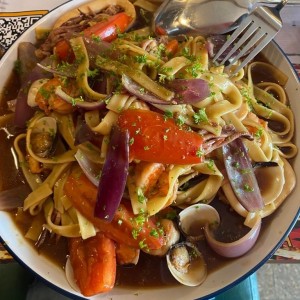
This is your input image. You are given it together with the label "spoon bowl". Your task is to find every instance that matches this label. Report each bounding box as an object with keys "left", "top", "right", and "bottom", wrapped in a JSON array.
[{"left": 153, "top": 0, "right": 252, "bottom": 36}]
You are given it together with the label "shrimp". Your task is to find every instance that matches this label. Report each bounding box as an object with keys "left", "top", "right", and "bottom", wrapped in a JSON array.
[
  {"left": 35, "top": 77, "right": 77, "bottom": 114},
  {"left": 147, "top": 219, "right": 180, "bottom": 256},
  {"left": 115, "top": 242, "right": 140, "bottom": 265},
  {"left": 133, "top": 162, "right": 176, "bottom": 200}
]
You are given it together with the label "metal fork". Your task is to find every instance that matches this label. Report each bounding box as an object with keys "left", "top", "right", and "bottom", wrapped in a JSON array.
[{"left": 213, "top": 0, "right": 288, "bottom": 74}]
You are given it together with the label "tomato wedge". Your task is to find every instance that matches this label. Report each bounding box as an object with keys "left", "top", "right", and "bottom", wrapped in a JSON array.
[
  {"left": 118, "top": 109, "right": 204, "bottom": 164},
  {"left": 165, "top": 39, "right": 179, "bottom": 57},
  {"left": 84, "top": 12, "right": 132, "bottom": 42},
  {"left": 69, "top": 233, "right": 116, "bottom": 296},
  {"left": 54, "top": 39, "right": 75, "bottom": 62}
]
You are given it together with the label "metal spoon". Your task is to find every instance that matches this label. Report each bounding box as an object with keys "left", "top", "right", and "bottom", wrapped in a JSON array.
[
  {"left": 153, "top": 0, "right": 252, "bottom": 36},
  {"left": 153, "top": 0, "right": 300, "bottom": 36}
]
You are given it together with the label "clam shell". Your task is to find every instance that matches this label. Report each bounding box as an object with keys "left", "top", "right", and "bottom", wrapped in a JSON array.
[
  {"left": 27, "top": 79, "right": 49, "bottom": 107},
  {"left": 178, "top": 204, "right": 220, "bottom": 240},
  {"left": 166, "top": 242, "right": 207, "bottom": 286},
  {"left": 30, "top": 116, "right": 57, "bottom": 157},
  {"left": 65, "top": 257, "right": 80, "bottom": 292}
]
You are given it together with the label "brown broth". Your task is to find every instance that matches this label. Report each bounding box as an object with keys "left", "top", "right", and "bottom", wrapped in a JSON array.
[{"left": 12, "top": 197, "right": 250, "bottom": 287}]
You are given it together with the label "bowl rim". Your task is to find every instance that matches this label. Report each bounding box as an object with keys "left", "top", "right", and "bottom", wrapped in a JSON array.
[{"left": 0, "top": 1, "right": 300, "bottom": 299}]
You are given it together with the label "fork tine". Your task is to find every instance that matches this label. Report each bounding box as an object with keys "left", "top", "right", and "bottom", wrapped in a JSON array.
[
  {"left": 218, "top": 22, "right": 259, "bottom": 66},
  {"left": 212, "top": 17, "right": 253, "bottom": 63},
  {"left": 214, "top": 0, "right": 287, "bottom": 75},
  {"left": 228, "top": 28, "right": 266, "bottom": 66},
  {"left": 230, "top": 33, "right": 275, "bottom": 74}
]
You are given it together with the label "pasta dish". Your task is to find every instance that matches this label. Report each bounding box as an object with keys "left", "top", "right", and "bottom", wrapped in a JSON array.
[{"left": 0, "top": 0, "right": 297, "bottom": 297}]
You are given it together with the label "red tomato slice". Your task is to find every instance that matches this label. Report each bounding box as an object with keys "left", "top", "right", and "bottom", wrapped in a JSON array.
[
  {"left": 165, "top": 39, "right": 179, "bottom": 57},
  {"left": 118, "top": 109, "right": 204, "bottom": 164},
  {"left": 54, "top": 39, "right": 75, "bottom": 62},
  {"left": 84, "top": 12, "right": 132, "bottom": 42}
]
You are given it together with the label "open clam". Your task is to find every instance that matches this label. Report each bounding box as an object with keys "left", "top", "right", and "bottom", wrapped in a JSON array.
[
  {"left": 178, "top": 203, "right": 220, "bottom": 241},
  {"left": 65, "top": 257, "right": 81, "bottom": 292},
  {"left": 166, "top": 242, "right": 207, "bottom": 287},
  {"left": 30, "top": 116, "right": 57, "bottom": 158}
]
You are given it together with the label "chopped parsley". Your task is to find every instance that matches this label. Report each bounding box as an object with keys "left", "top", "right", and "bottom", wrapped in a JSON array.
[
  {"left": 132, "top": 229, "right": 139, "bottom": 239},
  {"left": 87, "top": 68, "right": 99, "bottom": 78},
  {"left": 206, "top": 159, "right": 216, "bottom": 173},
  {"left": 254, "top": 128, "right": 263, "bottom": 138},
  {"left": 164, "top": 110, "right": 173, "bottom": 119},
  {"left": 150, "top": 229, "right": 159, "bottom": 238},
  {"left": 186, "top": 62, "right": 203, "bottom": 78},
  {"left": 134, "top": 214, "right": 147, "bottom": 226},
  {"left": 193, "top": 109, "right": 208, "bottom": 124},
  {"left": 137, "top": 187, "right": 147, "bottom": 204},
  {"left": 175, "top": 115, "right": 185, "bottom": 126},
  {"left": 135, "top": 54, "right": 148, "bottom": 64},
  {"left": 243, "top": 184, "right": 254, "bottom": 192},
  {"left": 241, "top": 87, "right": 254, "bottom": 111},
  {"left": 232, "top": 161, "right": 240, "bottom": 169},
  {"left": 139, "top": 239, "right": 149, "bottom": 250},
  {"left": 196, "top": 148, "right": 204, "bottom": 158}
]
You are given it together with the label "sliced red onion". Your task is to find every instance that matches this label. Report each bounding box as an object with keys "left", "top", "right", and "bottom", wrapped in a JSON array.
[
  {"left": 204, "top": 217, "right": 261, "bottom": 258},
  {"left": 14, "top": 57, "right": 53, "bottom": 128},
  {"left": 74, "top": 115, "right": 99, "bottom": 146},
  {"left": 74, "top": 149, "right": 101, "bottom": 187},
  {"left": 0, "top": 185, "right": 31, "bottom": 211},
  {"left": 207, "top": 35, "right": 228, "bottom": 59},
  {"left": 222, "top": 138, "right": 264, "bottom": 212},
  {"left": 207, "top": 35, "right": 251, "bottom": 63},
  {"left": 167, "top": 79, "right": 210, "bottom": 104},
  {"left": 55, "top": 86, "right": 106, "bottom": 110},
  {"left": 122, "top": 74, "right": 171, "bottom": 105},
  {"left": 94, "top": 126, "right": 129, "bottom": 221}
]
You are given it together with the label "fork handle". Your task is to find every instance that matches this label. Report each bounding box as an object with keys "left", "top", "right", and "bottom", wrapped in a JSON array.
[
  {"left": 258, "top": 0, "right": 300, "bottom": 4},
  {"left": 275, "top": 0, "right": 288, "bottom": 11}
]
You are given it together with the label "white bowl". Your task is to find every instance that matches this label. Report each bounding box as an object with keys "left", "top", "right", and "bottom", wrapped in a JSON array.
[{"left": 0, "top": 1, "right": 299, "bottom": 299}]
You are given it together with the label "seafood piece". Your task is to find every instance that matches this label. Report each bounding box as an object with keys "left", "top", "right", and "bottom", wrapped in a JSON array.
[
  {"left": 166, "top": 242, "right": 207, "bottom": 286},
  {"left": 65, "top": 257, "right": 80, "bottom": 292},
  {"left": 178, "top": 204, "right": 220, "bottom": 242},
  {"left": 30, "top": 116, "right": 57, "bottom": 158},
  {"left": 147, "top": 219, "right": 180, "bottom": 256},
  {"left": 35, "top": 78, "right": 76, "bottom": 114},
  {"left": 27, "top": 79, "right": 49, "bottom": 107},
  {"left": 115, "top": 243, "right": 140, "bottom": 265}
]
